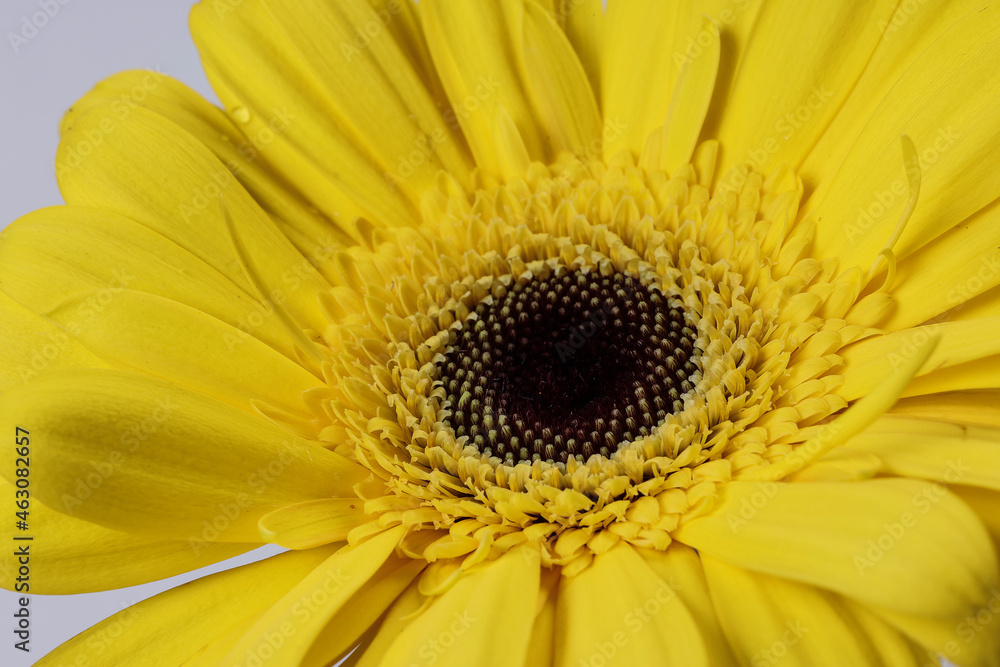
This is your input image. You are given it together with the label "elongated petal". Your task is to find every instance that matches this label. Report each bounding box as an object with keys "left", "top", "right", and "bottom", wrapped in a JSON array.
[
  {"left": 346, "top": 579, "right": 426, "bottom": 667},
  {"left": 0, "top": 482, "right": 253, "bottom": 594},
  {"left": 57, "top": 105, "right": 332, "bottom": 335},
  {"left": 702, "top": 555, "right": 883, "bottom": 665},
  {"left": 520, "top": 1, "right": 602, "bottom": 157},
  {"left": 223, "top": 526, "right": 406, "bottom": 665},
  {"left": 558, "top": 0, "right": 602, "bottom": 102},
  {"left": 421, "top": 0, "right": 547, "bottom": 171},
  {"left": 902, "top": 354, "right": 1000, "bottom": 397},
  {"left": 675, "top": 479, "right": 997, "bottom": 619},
  {"left": 837, "top": 318, "right": 1000, "bottom": 400},
  {"left": 0, "top": 288, "right": 107, "bottom": 391},
  {"left": 36, "top": 548, "right": 336, "bottom": 666},
  {"left": 890, "top": 391, "right": 1000, "bottom": 429},
  {"left": 191, "top": 0, "right": 470, "bottom": 223},
  {"left": 847, "top": 415, "right": 1000, "bottom": 490},
  {"left": 555, "top": 544, "right": 710, "bottom": 666},
  {"left": 881, "top": 203, "right": 1000, "bottom": 330},
  {"left": 869, "top": 604, "right": 1000, "bottom": 667},
  {"left": 659, "top": 17, "right": 719, "bottom": 172},
  {"left": 0, "top": 207, "right": 297, "bottom": 360},
  {"left": 380, "top": 546, "right": 540, "bottom": 667},
  {"left": 638, "top": 544, "right": 738, "bottom": 665},
  {"left": 0, "top": 370, "right": 366, "bottom": 541},
  {"left": 800, "top": 0, "right": 987, "bottom": 193},
  {"left": 710, "top": 0, "right": 897, "bottom": 176},
  {"left": 300, "top": 557, "right": 425, "bottom": 667},
  {"left": 46, "top": 290, "right": 322, "bottom": 418},
  {"left": 258, "top": 498, "right": 368, "bottom": 549},
  {"left": 60, "top": 70, "right": 353, "bottom": 256},
  {"left": 805, "top": 4, "right": 1000, "bottom": 270}
]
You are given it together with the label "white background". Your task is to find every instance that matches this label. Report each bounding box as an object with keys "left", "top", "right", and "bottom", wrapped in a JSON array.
[{"left": 0, "top": 2, "right": 286, "bottom": 665}]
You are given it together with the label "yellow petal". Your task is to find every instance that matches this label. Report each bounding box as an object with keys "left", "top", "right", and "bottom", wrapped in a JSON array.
[
  {"left": 60, "top": 69, "right": 353, "bottom": 256},
  {"left": 222, "top": 526, "right": 406, "bottom": 666},
  {"left": 842, "top": 600, "right": 930, "bottom": 667},
  {"left": 659, "top": 17, "right": 720, "bottom": 173},
  {"left": 675, "top": 479, "right": 998, "bottom": 619},
  {"left": 381, "top": 546, "right": 540, "bottom": 667},
  {"left": 869, "top": 604, "right": 1000, "bottom": 667},
  {"left": 57, "top": 105, "right": 332, "bottom": 335},
  {"left": 555, "top": 544, "right": 710, "bottom": 666},
  {"left": 300, "top": 557, "right": 425, "bottom": 667},
  {"left": 36, "top": 547, "right": 336, "bottom": 666},
  {"left": 345, "top": 578, "right": 427, "bottom": 667},
  {"left": 258, "top": 498, "right": 368, "bottom": 549},
  {"left": 190, "top": 0, "right": 470, "bottom": 223},
  {"left": 0, "top": 206, "right": 297, "bottom": 361},
  {"left": 601, "top": 0, "right": 686, "bottom": 158},
  {"left": 524, "top": 571, "right": 558, "bottom": 667},
  {"left": 880, "top": 203, "right": 1000, "bottom": 330},
  {"left": 890, "top": 391, "right": 1000, "bottom": 429},
  {"left": 901, "top": 354, "right": 1000, "bottom": 397},
  {"left": 709, "top": 0, "right": 897, "bottom": 178},
  {"left": 847, "top": 415, "right": 1000, "bottom": 490},
  {"left": 805, "top": 4, "right": 1000, "bottom": 271},
  {"left": 638, "top": 544, "right": 738, "bottom": 666},
  {"left": 701, "top": 555, "right": 883, "bottom": 666},
  {"left": 0, "top": 288, "right": 107, "bottom": 392},
  {"left": 0, "top": 370, "right": 365, "bottom": 541},
  {"left": 0, "top": 481, "right": 252, "bottom": 594},
  {"left": 953, "top": 484, "right": 1000, "bottom": 555},
  {"left": 837, "top": 318, "right": 1000, "bottom": 401},
  {"left": 46, "top": 289, "right": 322, "bottom": 418},
  {"left": 421, "top": 0, "right": 547, "bottom": 171},
  {"left": 520, "top": 1, "right": 602, "bottom": 157},
  {"left": 800, "top": 0, "right": 987, "bottom": 198},
  {"left": 557, "top": 0, "right": 603, "bottom": 103}
]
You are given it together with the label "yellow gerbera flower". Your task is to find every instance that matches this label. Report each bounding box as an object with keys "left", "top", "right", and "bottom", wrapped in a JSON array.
[{"left": 4, "top": 0, "right": 1000, "bottom": 664}]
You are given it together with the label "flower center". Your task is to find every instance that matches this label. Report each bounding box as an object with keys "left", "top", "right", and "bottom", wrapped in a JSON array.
[{"left": 437, "top": 269, "right": 700, "bottom": 465}]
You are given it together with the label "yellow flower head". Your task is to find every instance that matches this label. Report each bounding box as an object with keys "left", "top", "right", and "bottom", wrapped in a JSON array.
[{"left": 4, "top": 0, "right": 1000, "bottom": 665}]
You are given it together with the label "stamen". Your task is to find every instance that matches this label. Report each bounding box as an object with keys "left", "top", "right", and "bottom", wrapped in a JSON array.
[
  {"left": 437, "top": 269, "right": 700, "bottom": 464},
  {"left": 736, "top": 334, "right": 939, "bottom": 482}
]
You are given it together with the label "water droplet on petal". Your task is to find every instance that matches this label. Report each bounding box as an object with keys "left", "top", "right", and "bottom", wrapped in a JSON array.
[{"left": 231, "top": 107, "right": 251, "bottom": 124}]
